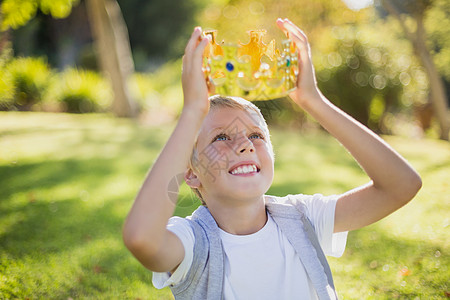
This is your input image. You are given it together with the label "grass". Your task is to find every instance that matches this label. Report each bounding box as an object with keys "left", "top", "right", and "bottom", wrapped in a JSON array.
[{"left": 0, "top": 112, "right": 449, "bottom": 299}]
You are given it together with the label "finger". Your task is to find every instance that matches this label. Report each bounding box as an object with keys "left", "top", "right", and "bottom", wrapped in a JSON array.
[
  {"left": 289, "top": 31, "right": 310, "bottom": 62},
  {"left": 284, "top": 18, "right": 308, "bottom": 41},
  {"left": 206, "top": 77, "right": 216, "bottom": 95},
  {"left": 183, "top": 28, "right": 204, "bottom": 74},
  {"left": 185, "top": 27, "right": 203, "bottom": 56},
  {"left": 276, "top": 19, "right": 308, "bottom": 55},
  {"left": 192, "top": 37, "right": 209, "bottom": 69},
  {"left": 279, "top": 20, "right": 309, "bottom": 58},
  {"left": 283, "top": 23, "right": 307, "bottom": 44},
  {"left": 279, "top": 18, "right": 307, "bottom": 45},
  {"left": 194, "top": 36, "right": 209, "bottom": 57},
  {"left": 276, "top": 18, "right": 294, "bottom": 42},
  {"left": 276, "top": 18, "right": 288, "bottom": 36}
]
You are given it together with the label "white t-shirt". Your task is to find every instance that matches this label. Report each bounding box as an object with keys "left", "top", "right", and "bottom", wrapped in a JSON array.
[{"left": 153, "top": 195, "right": 348, "bottom": 300}]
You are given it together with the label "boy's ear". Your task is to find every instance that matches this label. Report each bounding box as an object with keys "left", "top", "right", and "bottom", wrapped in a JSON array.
[{"left": 184, "top": 168, "right": 201, "bottom": 188}]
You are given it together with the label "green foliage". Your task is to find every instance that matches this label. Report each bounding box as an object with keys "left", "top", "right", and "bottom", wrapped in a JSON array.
[
  {"left": 0, "top": 0, "right": 37, "bottom": 30},
  {"left": 387, "top": 0, "right": 433, "bottom": 16},
  {"left": 1, "top": 56, "right": 52, "bottom": 111},
  {"left": 0, "top": 33, "right": 13, "bottom": 109},
  {"left": 312, "top": 20, "right": 430, "bottom": 133},
  {"left": 47, "top": 68, "right": 112, "bottom": 113},
  {"left": 128, "top": 73, "right": 154, "bottom": 110},
  {"left": 117, "top": 0, "right": 207, "bottom": 66},
  {"left": 426, "top": 0, "right": 450, "bottom": 81},
  {"left": 316, "top": 38, "right": 379, "bottom": 127},
  {"left": 0, "top": 68, "right": 13, "bottom": 110},
  {"left": 315, "top": 36, "right": 407, "bottom": 130},
  {"left": 39, "top": 0, "right": 79, "bottom": 18},
  {"left": 0, "top": 0, "right": 79, "bottom": 30},
  {"left": 128, "top": 60, "right": 184, "bottom": 117},
  {"left": 0, "top": 113, "right": 448, "bottom": 298},
  {"left": 0, "top": 59, "right": 113, "bottom": 113}
]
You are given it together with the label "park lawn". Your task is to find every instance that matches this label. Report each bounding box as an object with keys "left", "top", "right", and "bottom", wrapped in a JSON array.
[{"left": 0, "top": 111, "right": 448, "bottom": 299}]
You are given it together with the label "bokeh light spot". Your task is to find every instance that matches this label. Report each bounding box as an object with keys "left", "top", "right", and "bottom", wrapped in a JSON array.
[
  {"left": 249, "top": 1, "right": 265, "bottom": 15},
  {"left": 223, "top": 5, "right": 239, "bottom": 19}
]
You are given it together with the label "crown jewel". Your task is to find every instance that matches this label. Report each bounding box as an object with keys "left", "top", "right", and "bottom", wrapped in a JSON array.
[{"left": 203, "top": 29, "right": 298, "bottom": 101}]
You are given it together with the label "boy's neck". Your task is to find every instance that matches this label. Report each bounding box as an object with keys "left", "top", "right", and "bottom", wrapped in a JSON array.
[{"left": 206, "top": 196, "right": 267, "bottom": 235}]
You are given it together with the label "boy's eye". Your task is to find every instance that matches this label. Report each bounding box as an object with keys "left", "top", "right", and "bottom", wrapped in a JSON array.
[
  {"left": 212, "top": 133, "right": 229, "bottom": 142},
  {"left": 249, "top": 132, "right": 264, "bottom": 140}
]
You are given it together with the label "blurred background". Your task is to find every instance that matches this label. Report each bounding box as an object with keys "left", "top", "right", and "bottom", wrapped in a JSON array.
[{"left": 0, "top": 0, "right": 449, "bottom": 299}]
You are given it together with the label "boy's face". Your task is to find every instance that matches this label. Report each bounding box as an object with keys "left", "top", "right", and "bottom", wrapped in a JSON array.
[{"left": 190, "top": 106, "right": 274, "bottom": 204}]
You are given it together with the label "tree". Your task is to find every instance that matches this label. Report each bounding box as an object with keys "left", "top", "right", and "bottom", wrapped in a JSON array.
[
  {"left": 86, "top": 0, "right": 137, "bottom": 118},
  {"left": 379, "top": 0, "right": 449, "bottom": 140}
]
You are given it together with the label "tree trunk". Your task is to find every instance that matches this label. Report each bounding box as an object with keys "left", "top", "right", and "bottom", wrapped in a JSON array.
[
  {"left": 414, "top": 17, "right": 449, "bottom": 140},
  {"left": 86, "top": 0, "right": 137, "bottom": 118},
  {"left": 381, "top": 0, "right": 449, "bottom": 140}
]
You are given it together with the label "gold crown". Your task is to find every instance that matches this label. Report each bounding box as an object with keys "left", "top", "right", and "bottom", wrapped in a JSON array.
[{"left": 203, "top": 29, "right": 298, "bottom": 101}]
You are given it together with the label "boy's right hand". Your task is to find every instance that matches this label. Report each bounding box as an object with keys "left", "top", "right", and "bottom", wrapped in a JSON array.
[{"left": 181, "top": 27, "right": 210, "bottom": 118}]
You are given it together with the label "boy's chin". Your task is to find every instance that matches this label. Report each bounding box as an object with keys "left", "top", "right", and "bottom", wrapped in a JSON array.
[{"left": 225, "top": 185, "right": 269, "bottom": 200}]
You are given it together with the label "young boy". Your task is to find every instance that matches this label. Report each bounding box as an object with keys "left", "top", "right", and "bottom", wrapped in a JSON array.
[{"left": 122, "top": 19, "right": 422, "bottom": 299}]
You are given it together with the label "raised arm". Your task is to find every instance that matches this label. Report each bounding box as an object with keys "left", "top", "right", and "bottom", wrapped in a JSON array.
[
  {"left": 122, "top": 27, "right": 210, "bottom": 271},
  {"left": 276, "top": 18, "right": 422, "bottom": 233}
]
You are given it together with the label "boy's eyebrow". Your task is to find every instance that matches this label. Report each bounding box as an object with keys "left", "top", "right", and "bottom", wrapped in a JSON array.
[
  {"left": 208, "top": 125, "right": 264, "bottom": 137},
  {"left": 208, "top": 127, "right": 226, "bottom": 137}
]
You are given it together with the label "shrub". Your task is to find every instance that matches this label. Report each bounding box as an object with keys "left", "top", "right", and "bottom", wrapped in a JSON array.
[
  {"left": 47, "top": 68, "right": 112, "bottom": 113},
  {"left": 4, "top": 56, "right": 52, "bottom": 111},
  {"left": 129, "top": 72, "right": 156, "bottom": 111},
  {"left": 0, "top": 38, "right": 13, "bottom": 110},
  {"left": 128, "top": 63, "right": 183, "bottom": 118},
  {"left": 315, "top": 36, "right": 410, "bottom": 133},
  {"left": 0, "top": 66, "right": 13, "bottom": 110}
]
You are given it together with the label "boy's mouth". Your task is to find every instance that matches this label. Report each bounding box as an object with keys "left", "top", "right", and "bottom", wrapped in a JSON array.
[{"left": 228, "top": 162, "right": 260, "bottom": 175}]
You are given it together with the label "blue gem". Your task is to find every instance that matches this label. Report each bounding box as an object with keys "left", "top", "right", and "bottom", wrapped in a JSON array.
[{"left": 226, "top": 62, "right": 234, "bottom": 71}]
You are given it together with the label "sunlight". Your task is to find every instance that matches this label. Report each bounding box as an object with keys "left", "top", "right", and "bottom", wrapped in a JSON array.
[{"left": 342, "top": 0, "right": 374, "bottom": 11}]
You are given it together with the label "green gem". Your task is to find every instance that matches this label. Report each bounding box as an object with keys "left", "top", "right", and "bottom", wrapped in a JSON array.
[{"left": 286, "top": 59, "right": 291, "bottom": 67}]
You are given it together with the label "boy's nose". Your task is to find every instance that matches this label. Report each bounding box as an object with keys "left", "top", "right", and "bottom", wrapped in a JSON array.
[{"left": 237, "top": 137, "right": 255, "bottom": 154}]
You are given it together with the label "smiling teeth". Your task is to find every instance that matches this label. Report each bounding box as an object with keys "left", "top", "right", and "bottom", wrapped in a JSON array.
[{"left": 230, "top": 164, "right": 258, "bottom": 175}]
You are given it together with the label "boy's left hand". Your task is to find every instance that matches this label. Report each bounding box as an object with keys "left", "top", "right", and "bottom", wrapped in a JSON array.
[{"left": 276, "top": 18, "right": 321, "bottom": 108}]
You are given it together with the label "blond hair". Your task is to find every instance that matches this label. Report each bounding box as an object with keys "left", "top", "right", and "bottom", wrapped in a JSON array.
[{"left": 188, "top": 95, "right": 273, "bottom": 205}]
